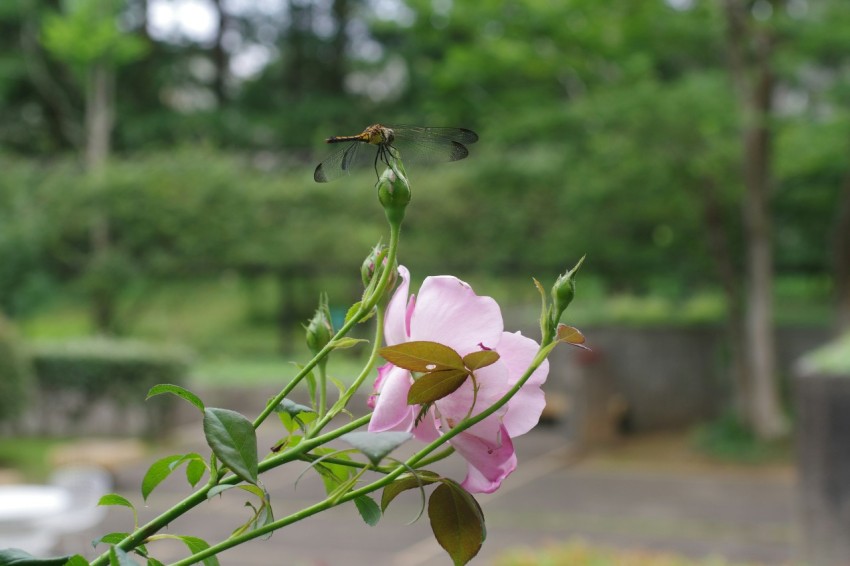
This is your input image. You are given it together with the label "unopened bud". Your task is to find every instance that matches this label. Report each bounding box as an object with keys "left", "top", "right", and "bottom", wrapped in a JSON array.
[
  {"left": 377, "top": 167, "right": 410, "bottom": 226},
  {"left": 551, "top": 255, "right": 585, "bottom": 325},
  {"left": 305, "top": 297, "right": 333, "bottom": 355}
]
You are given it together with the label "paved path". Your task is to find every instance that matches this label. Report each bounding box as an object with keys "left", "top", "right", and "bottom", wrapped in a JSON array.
[{"left": 68, "top": 424, "right": 799, "bottom": 566}]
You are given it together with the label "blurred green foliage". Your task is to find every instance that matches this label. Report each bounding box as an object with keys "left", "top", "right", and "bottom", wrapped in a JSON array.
[
  {"left": 497, "top": 539, "right": 761, "bottom": 566},
  {"left": 0, "top": 313, "right": 33, "bottom": 424},
  {"left": 801, "top": 332, "right": 850, "bottom": 375},
  {"left": 0, "top": 0, "right": 847, "bottom": 341}
]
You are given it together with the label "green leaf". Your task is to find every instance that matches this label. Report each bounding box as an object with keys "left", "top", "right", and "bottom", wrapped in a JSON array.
[
  {"left": 146, "top": 559, "right": 165, "bottom": 566},
  {"left": 379, "top": 341, "right": 465, "bottom": 372},
  {"left": 206, "top": 484, "right": 237, "bottom": 499},
  {"left": 66, "top": 557, "right": 91, "bottom": 566},
  {"left": 186, "top": 458, "right": 206, "bottom": 488},
  {"left": 0, "top": 549, "right": 72, "bottom": 565},
  {"left": 97, "top": 493, "right": 135, "bottom": 519},
  {"left": 175, "top": 536, "right": 219, "bottom": 566},
  {"left": 407, "top": 369, "right": 470, "bottom": 405},
  {"left": 381, "top": 471, "right": 441, "bottom": 511},
  {"left": 353, "top": 495, "right": 381, "bottom": 526},
  {"left": 275, "top": 398, "right": 317, "bottom": 433},
  {"left": 344, "top": 301, "right": 362, "bottom": 324},
  {"left": 92, "top": 532, "right": 130, "bottom": 548},
  {"left": 203, "top": 408, "right": 258, "bottom": 485},
  {"left": 462, "top": 350, "right": 500, "bottom": 371},
  {"left": 146, "top": 384, "right": 204, "bottom": 413},
  {"left": 141, "top": 455, "right": 182, "bottom": 501},
  {"left": 428, "top": 482, "right": 486, "bottom": 566},
  {"left": 330, "top": 337, "right": 369, "bottom": 350},
  {"left": 340, "top": 431, "right": 412, "bottom": 466},
  {"left": 108, "top": 547, "right": 139, "bottom": 566}
]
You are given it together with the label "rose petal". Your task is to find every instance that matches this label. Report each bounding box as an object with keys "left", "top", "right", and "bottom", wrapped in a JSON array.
[
  {"left": 368, "top": 365, "right": 415, "bottom": 432},
  {"left": 450, "top": 425, "right": 517, "bottom": 494},
  {"left": 384, "top": 266, "right": 411, "bottom": 346},
  {"left": 435, "top": 360, "right": 509, "bottom": 423},
  {"left": 498, "top": 331, "right": 550, "bottom": 437},
  {"left": 412, "top": 407, "right": 441, "bottom": 443},
  {"left": 408, "top": 276, "right": 503, "bottom": 356}
]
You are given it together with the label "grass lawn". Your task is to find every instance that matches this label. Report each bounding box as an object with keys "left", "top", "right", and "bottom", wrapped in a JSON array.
[
  {"left": 497, "top": 540, "right": 767, "bottom": 566},
  {"left": 0, "top": 437, "right": 69, "bottom": 481}
]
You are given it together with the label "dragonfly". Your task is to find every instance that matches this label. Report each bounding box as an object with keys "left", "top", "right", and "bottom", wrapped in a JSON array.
[{"left": 313, "top": 124, "right": 479, "bottom": 183}]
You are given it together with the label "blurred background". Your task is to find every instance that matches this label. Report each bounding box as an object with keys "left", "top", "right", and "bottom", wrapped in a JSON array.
[{"left": 1, "top": 0, "right": 850, "bottom": 564}]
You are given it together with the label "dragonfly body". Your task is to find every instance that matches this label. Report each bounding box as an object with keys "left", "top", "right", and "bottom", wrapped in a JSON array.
[
  {"left": 314, "top": 124, "right": 478, "bottom": 183},
  {"left": 326, "top": 124, "right": 394, "bottom": 147}
]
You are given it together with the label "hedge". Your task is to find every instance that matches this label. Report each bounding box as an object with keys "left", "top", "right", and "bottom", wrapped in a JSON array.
[{"left": 31, "top": 338, "right": 192, "bottom": 436}]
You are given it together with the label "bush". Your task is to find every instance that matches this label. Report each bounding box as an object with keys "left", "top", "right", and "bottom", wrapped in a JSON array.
[
  {"left": 0, "top": 313, "right": 33, "bottom": 424},
  {"left": 31, "top": 338, "right": 192, "bottom": 436}
]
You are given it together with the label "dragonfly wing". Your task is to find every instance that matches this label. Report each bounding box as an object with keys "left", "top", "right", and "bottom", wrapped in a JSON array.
[
  {"left": 390, "top": 126, "right": 478, "bottom": 164},
  {"left": 314, "top": 142, "right": 371, "bottom": 183}
]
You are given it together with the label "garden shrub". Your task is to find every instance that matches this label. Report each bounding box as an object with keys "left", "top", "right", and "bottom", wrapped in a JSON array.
[
  {"left": 31, "top": 338, "right": 192, "bottom": 436},
  {"left": 0, "top": 313, "right": 33, "bottom": 424}
]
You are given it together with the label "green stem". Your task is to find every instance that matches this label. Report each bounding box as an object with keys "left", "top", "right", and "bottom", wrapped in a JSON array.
[
  {"left": 167, "top": 344, "right": 553, "bottom": 566},
  {"left": 252, "top": 220, "right": 400, "bottom": 431},
  {"left": 306, "top": 306, "right": 385, "bottom": 439},
  {"left": 89, "top": 414, "right": 372, "bottom": 566}
]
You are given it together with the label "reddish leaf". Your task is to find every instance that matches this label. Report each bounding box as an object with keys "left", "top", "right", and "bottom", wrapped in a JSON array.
[
  {"left": 462, "top": 350, "right": 500, "bottom": 371},
  {"left": 557, "top": 324, "right": 591, "bottom": 351},
  {"left": 428, "top": 482, "right": 486, "bottom": 565},
  {"left": 380, "top": 341, "right": 465, "bottom": 372},
  {"left": 407, "top": 369, "right": 469, "bottom": 405}
]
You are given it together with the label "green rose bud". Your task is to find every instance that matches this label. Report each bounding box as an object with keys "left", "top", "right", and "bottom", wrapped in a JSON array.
[
  {"left": 551, "top": 255, "right": 585, "bottom": 326},
  {"left": 377, "top": 167, "right": 410, "bottom": 227},
  {"left": 305, "top": 296, "right": 333, "bottom": 356}
]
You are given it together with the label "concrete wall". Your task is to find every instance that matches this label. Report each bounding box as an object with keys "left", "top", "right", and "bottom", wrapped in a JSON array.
[{"left": 539, "top": 324, "right": 832, "bottom": 432}]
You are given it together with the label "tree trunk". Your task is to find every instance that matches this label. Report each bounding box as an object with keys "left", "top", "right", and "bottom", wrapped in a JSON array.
[
  {"left": 723, "top": 0, "right": 787, "bottom": 439},
  {"left": 211, "top": 0, "right": 229, "bottom": 105},
  {"left": 85, "top": 62, "right": 113, "bottom": 172}
]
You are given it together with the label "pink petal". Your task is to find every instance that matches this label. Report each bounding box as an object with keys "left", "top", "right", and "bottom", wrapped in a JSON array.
[
  {"left": 412, "top": 407, "right": 441, "bottom": 443},
  {"left": 384, "top": 266, "right": 411, "bottom": 346},
  {"left": 367, "top": 363, "right": 392, "bottom": 409},
  {"left": 450, "top": 425, "right": 517, "bottom": 494},
  {"left": 368, "top": 365, "right": 415, "bottom": 432},
  {"left": 498, "top": 331, "right": 550, "bottom": 437},
  {"left": 408, "top": 276, "right": 503, "bottom": 356},
  {"left": 435, "top": 360, "right": 509, "bottom": 423}
]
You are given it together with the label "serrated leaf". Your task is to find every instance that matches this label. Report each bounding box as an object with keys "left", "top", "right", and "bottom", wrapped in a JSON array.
[
  {"left": 407, "top": 369, "right": 469, "bottom": 405},
  {"left": 462, "top": 350, "right": 500, "bottom": 371},
  {"left": 108, "top": 547, "right": 139, "bottom": 566},
  {"left": 381, "top": 471, "right": 441, "bottom": 511},
  {"left": 380, "top": 341, "right": 465, "bottom": 372},
  {"left": 353, "top": 495, "right": 381, "bottom": 526},
  {"left": 146, "top": 384, "right": 204, "bottom": 413},
  {"left": 557, "top": 324, "right": 592, "bottom": 350},
  {"left": 67, "top": 556, "right": 91, "bottom": 566},
  {"left": 0, "top": 549, "right": 72, "bottom": 565},
  {"left": 141, "top": 455, "right": 182, "bottom": 501},
  {"left": 203, "top": 408, "right": 258, "bottom": 485},
  {"left": 428, "top": 482, "right": 486, "bottom": 566},
  {"left": 344, "top": 301, "right": 363, "bottom": 325},
  {"left": 340, "top": 431, "right": 412, "bottom": 466},
  {"left": 92, "top": 532, "right": 130, "bottom": 548},
  {"left": 175, "top": 536, "right": 219, "bottom": 566},
  {"left": 330, "top": 337, "right": 369, "bottom": 350},
  {"left": 98, "top": 494, "right": 135, "bottom": 510}
]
